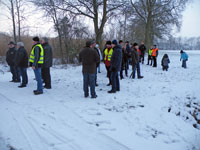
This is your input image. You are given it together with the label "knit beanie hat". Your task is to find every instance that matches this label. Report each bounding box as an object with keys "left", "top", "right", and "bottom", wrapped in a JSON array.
[
  {"left": 106, "top": 41, "right": 112, "bottom": 45},
  {"left": 112, "top": 39, "right": 118, "bottom": 45},
  {"left": 33, "top": 36, "right": 39, "bottom": 42},
  {"left": 133, "top": 43, "right": 138, "bottom": 47}
]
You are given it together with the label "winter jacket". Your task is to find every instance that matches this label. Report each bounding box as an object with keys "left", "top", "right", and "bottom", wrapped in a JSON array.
[
  {"left": 180, "top": 52, "right": 188, "bottom": 61},
  {"left": 121, "top": 47, "right": 128, "bottom": 66},
  {"left": 139, "top": 44, "right": 146, "bottom": 56},
  {"left": 94, "top": 47, "right": 100, "bottom": 67},
  {"left": 6, "top": 47, "right": 17, "bottom": 66},
  {"left": 126, "top": 44, "right": 131, "bottom": 58},
  {"left": 131, "top": 48, "right": 139, "bottom": 65},
  {"left": 79, "top": 47, "right": 100, "bottom": 74},
  {"left": 15, "top": 47, "right": 28, "bottom": 68},
  {"left": 42, "top": 43, "right": 53, "bottom": 68},
  {"left": 161, "top": 57, "right": 170, "bottom": 67},
  {"left": 110, "top": 45, "right": 122, "bottom": 72}
]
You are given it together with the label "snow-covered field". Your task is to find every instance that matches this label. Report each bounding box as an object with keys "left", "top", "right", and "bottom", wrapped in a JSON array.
[{"left": 0, "top": 50, "right": 200, "bottom": 150}]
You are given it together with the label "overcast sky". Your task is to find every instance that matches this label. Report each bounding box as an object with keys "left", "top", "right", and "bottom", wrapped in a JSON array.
[{"left": 0, "top": 0, "right": 200, "bottom": 38}]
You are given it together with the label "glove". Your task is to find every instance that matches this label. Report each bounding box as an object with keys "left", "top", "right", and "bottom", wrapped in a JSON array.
[{"left": 112, "top": 67, "right": 116, "bottom": 72}]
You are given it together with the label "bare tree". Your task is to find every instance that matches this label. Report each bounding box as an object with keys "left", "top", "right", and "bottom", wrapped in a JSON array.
[
  {"left": 31, "top": 0, "right": 65, "bottom": 63},
  {"left": 0, "top": 0, "right": 28, "bottom": 42},
  {"left": 130, "top": 0, "right": 188, "bottom": 49},
  {"left": 54, "top": 0, "right": 124, "bottom": 47}
]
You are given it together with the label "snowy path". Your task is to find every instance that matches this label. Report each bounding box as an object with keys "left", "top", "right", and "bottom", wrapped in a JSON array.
[{"left": 0, "top": 50, "right": 200, "bottom": 150}]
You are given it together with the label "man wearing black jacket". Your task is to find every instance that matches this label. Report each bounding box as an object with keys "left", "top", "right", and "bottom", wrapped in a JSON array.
[
  {"left": 41, "top": 37, "right": 53, "bottom": 89},
  {"left": 108, "top": 40, "right": 122, "bottom": 93},
  {"left": 139, "top": 42, "right": 146, "bottom": 64},
  {"left": 6, "top": 41, "right": 20, "bottom": 82},
  {"left": 16, "top": 42, "right": 28, "bottom": 88}
]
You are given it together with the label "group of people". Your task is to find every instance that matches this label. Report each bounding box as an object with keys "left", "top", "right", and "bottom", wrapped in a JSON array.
[
  {"left": 6, "top": 37, "right": 53, "bottom": 95},
  {"left": 79, "top": 39, "right": 189, "bottom": 98},
  {"left": 6, "top": 37, "right": 189, "bottom": 97},
  {"left": 79, "top": 40, "right": 146, "bottom": 98}
]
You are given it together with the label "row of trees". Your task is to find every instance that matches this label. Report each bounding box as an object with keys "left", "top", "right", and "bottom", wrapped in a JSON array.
[
  {"left": 0, "top": 0, "right": 190, "bottom": 63},
  {"left": 157, "top": 36, "right": 200, "bottom": 50}
]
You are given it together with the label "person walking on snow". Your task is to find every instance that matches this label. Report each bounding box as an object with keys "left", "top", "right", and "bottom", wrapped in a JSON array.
[
  {"left": 130, "top": 43, "right": 143, "bottom": 79},
  {"left": 147, "top": 46, "right": 153, "bottom": 65},
  {"left": 79, "top": 40, "right": 100, "bottom": 98},
  {"left": 29, "top": 37, "right": 44, "bottom": 95},
  {"left": 108, "top": 40, "right": 122, "bottom": 93},
  {"left": 161, "top": 54, "right": 170, "bottom": 71},
  {"left": 15, "top": 42, "right": 28, "bottom": 88},
  {"left": 41, "top": 37, "right": 53, "bottom": 89},
  {"left": 180, "top": 50, "right": 188, "bottom": 69}
]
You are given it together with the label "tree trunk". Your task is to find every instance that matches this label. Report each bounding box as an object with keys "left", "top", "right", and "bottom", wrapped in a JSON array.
[
  {"left": 16, "top": 0, "right": 21, "bottom": 41},
  {"left": 10, "top": 0, "right": 17, "bottom": 43}
]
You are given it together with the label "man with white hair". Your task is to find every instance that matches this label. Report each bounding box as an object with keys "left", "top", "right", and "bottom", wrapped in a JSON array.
[{"left": 15, "top": 42, "right": 29, "bottom": 88}]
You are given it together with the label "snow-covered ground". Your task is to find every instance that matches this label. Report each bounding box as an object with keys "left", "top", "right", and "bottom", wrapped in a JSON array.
[{"left": 0, "top": 50, "right": 200, "bottom": 150}]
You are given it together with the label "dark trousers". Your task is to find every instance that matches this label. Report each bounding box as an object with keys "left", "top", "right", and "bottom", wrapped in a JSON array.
[
  {"left": 111, "top": 71, "right": 120, "bottom": 92},
  {"left": 140, "top": 54, "right": 145, "bottom": 64},
  {"left": 120, "top": 63, "right": 128, "bottom": 79},
  {"left": 106, "top": 66, "right": 111, "bottom": 84},
  {"left": 182, "top": 60, "right": 187, "bottom": 68},
  {"left": 162, "top": 66, "right": 168, "bottom": 71},
  {"left": 132, "top": 63, "right": 141, "bottom": 78},
  {"left": 10, "top": 66, "right": 20, "bottom": 81},
  {"left": 42, "top": 67, "right": 51, "bottom": 88},
  {"left": 19, "top": 67, "right": 28, "bottom": 85},
  {"left": 83, "top": 73, "right": 96, "bottom": 97},
  {"left": 34, "top": 68, "right": 43, "bottom": 92},
  {"left": 152, "top": 56, "right": 157, "bottom": 67},
  {"left": 147, "top": 55, "right": 152, "bottom": 65}
]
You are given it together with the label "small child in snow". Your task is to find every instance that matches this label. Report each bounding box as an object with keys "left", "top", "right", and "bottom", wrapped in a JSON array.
[{"left": 161, "top": 54, "right": 170, "bottom": 71}]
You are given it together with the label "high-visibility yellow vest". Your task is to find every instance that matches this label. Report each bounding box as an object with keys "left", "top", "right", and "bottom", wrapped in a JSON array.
[
  {"left": 29, "top": 44, "right": 44, "bottom": 64},
  {"left": 104, "top": 48, "right": 113, "bottom": 61},
  {"left": 149, "top": 49, "right": 153, "bottom": 56}
]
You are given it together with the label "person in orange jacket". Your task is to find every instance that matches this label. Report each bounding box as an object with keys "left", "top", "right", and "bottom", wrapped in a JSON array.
[{"left": 152, "top": 45, "right": 159, "bottom": 67}]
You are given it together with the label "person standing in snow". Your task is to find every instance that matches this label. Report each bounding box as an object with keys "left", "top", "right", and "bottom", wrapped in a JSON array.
[
  {"left": 125, "top": 41, "right": 131, "bottom": 70},
  {"left": 130, "top": 43, "right": 143, "bottom": 79},
  {"left": 161, "top": 54, "right": 170, "bottom": 71},
  {"left": 15, "top": 42, "right": 29, "bottom": 88},
  {"left": 103, "top": 41, "right": 113, "bottom": 86},
  {"left": 108, "top": 40, "right": 122, "bottom": 93},
  {"left": 119, "top": 40, "right": 128, "bottom": 79},
  {"left": 79, "top": 40, "right": 100, "bottom": 98},
  {"left": 180, "top": 50, "right": 188, "bottom": 69},
  {"left": 29, "top": 36, "right": 44, "bottom": 95},
  {"left": 147, "top": 46, "right": 153, "bottom": 65},
  {"left": 96, "top": 44, "right": 103, "bottom": 73},
  {"left": 152, "top": 45, "right": 159, "bottom": 67},
  {"left": 6, "top": 41, "right": 20, "bottom": 82},
  {"left": 139, "top": 42, "right": 146, "bottom": 64},
  {"left": 41, "top": 37, "right": 53, "bottom": 89},
  {"left": 94, "top": 44, "right": 101, "bottom": 86}
]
